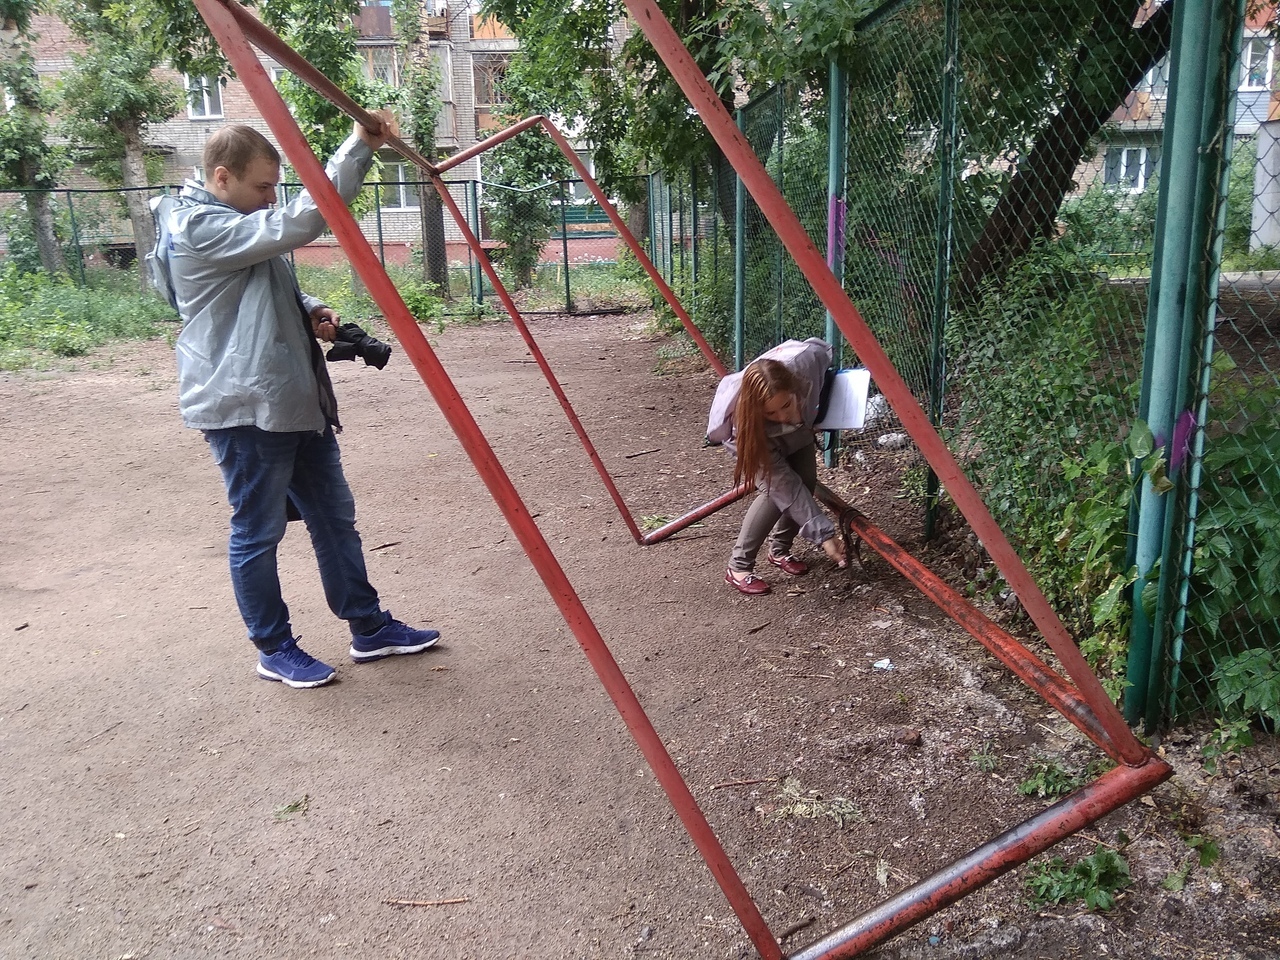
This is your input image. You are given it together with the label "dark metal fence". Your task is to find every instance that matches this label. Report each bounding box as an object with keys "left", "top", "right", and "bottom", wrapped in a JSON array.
[{"left": 0, "top": 175, "right": 641, "bottom": 316}]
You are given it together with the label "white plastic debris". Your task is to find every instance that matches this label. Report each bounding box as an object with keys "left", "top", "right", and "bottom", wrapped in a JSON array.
[{"left": 873, "top": 658, "right": 895, "bottom": 671}]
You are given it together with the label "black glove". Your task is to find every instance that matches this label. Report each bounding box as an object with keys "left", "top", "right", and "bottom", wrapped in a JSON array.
[{"left": 326, "top": 322, "right": 392, "bottom": 369}]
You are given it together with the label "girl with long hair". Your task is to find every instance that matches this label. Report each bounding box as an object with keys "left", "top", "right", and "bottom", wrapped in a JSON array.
[{"left": 707, "top": 339, "right": 847, "bottom": 595}]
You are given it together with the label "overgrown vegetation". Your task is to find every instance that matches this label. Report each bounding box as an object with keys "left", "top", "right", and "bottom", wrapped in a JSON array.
[
  {"left": 1026, "top": 843, "right": 1132, "bottom": 911},
  {"left": 0, "top": 266, "right": 176, "bottom": 370}
]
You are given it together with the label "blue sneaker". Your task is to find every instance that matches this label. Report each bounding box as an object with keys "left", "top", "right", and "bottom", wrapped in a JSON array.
[
  {"left": 349, "top": 615, "right": 440, "bottom": 662},
  {"left": 257, "top": 638, "right": 336, "bottom": 688}
]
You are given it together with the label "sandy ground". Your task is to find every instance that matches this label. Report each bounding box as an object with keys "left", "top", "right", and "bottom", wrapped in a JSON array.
[{"left": 1, "top": 313, "right": 1277, "bottom": 960}]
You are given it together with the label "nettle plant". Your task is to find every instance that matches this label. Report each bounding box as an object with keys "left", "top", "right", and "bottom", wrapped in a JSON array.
[
  {"left": 947, "top": 245, "right": 1145, "bottom": 694},
  {"left": 1184, "top": 352, "right": 1280, "bottom": 743}
]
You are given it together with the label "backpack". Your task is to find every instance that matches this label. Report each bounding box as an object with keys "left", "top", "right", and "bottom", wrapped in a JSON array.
[{"left": 146, "top": 194, "right": 180, "bottom": 312}]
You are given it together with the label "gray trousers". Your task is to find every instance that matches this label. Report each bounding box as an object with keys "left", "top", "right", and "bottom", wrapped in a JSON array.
[{"left": 728, "top": 441, "right": 818, "bottom": 572}]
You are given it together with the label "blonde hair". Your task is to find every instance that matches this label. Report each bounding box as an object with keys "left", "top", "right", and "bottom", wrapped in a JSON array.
[
  {"left": 203, "top": 125, "right": 281, "bottom": 178},
  {"left": 733, "top": 358, "right": 800, "bottom": 490}
]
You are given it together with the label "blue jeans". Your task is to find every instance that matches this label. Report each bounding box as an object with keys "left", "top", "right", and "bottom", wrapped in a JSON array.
[{"left": 204, "top": 426, "right": 384, "bottom": 653}]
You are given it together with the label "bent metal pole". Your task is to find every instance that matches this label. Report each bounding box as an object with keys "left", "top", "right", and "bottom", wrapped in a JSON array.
[
  {"left": 621, "top": 0, "right": 1146, "bottom": 766},
  {"left": 192, "top": 1, "right": 782, "bottom": 956}
]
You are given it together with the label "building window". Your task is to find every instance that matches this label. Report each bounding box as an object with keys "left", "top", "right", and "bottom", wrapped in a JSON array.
[
  {"left": 1241, "top": 36, "right": 1273, "bottom": 91},
  {"left": 1137, "top": 56, "right": 1169, "bottom": 98},
  {"left": 572, "top": 150, "right": 596, "bottom": 202},
  {"left": 1103, "top": 145, "right": 1159, "bottom": 193},
  {"left": 433, "top": 45, "right": 454, "bottom": 102},
  {"left": 379, "top": 160, "right": 420, "bottom": 210},
  {"left": 473, "top": 53, "right": 510, "bottom": 108},
  {"left": 362, "top": 45, "right": 400, "bottom": 86},
  {"left": 185, "top": 75, "right": 223, "bottom": 119}
]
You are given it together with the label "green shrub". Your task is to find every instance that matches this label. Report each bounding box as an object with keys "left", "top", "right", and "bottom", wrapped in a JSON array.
[
  {"left": 0, "top": 265, "right": 176, "bottom": 367},
  {"left": 1027, "top": 845, "right": 1131, "bottom": 911}
]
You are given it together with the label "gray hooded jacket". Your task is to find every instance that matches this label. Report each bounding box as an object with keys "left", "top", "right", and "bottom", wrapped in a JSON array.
[
  {"left": 149, "top": 134, "right": 375, "bottom": 433},
  {"left": 705, "top": 338, "right": 837, "bottom": 546}
]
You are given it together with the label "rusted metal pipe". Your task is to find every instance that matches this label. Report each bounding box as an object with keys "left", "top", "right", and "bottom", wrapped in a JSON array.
[
  {"left": 195, "top": 4, "right": 781, "bottom": 957},
  {"left": 621, "top": 0, "right": 1147, "bottom": 767},
  {"left": 641, "top": 483, "right": 751, "bottom": 545},
  {"left": 422, "top": 165, "right": 648, "bottom": 544},
  {"left": 536, "top": 119, "right": 728, "bottom": 377},
  {"left": 433, "top": 114, "right": 547, "bottom": 174},
  {"left": 789, "top": 757, "right": 1172, "bottom": 959},
  {"left": 814, "top": 485, "right": 1118, "bottom": 760}
]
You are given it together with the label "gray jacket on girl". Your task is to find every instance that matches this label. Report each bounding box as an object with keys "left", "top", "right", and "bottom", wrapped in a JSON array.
[{"left": 706, "top": 338, "right": 837, "bottom": 545}]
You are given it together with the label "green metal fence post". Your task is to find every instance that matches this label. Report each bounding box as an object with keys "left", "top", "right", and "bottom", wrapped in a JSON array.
[
  {"left": 373, "top": 182, "right": 385, "bottom": 266},
  {"left": 924, "top": 0, "right": 960, "bottom": 538},
  {"left": 469, "top": 180, "right": 483, "bottom": 304},
  {"left": 1163, "top": 0, "right": 1243, "bottom": 724},
  {"left": 64, "top": 190, "right": 86, "bottom": 287},
  {"left": 559, "top": 180, "right": 573, "bottom": 312},
  {"left": 824, "top": 62, "right": 849, "bottom": 468},
  {"left": 691, "top": 161, "right": 700, "bottom": 328},
  {"left": 734, "top": 109, "right": 747, "bottom": 370},
  {"left": 1126, "top": 0, "right": 1225, "bottom": 728}
]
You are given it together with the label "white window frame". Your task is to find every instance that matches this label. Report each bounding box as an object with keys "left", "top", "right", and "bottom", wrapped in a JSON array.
[
  {"left": 1137, "top": 56, "right": 1169, "bottom": 98},
  {"left": 1105, "top": 146, "right": 1153, "bottom": 194},
  {"left": 185, "top": 74, "right": 223, "bottom": 119},
  {"left": 1241, "top": 36, "right": 1274, "bottom": 92},
  {"left": 433, "top": 45, "right": 454, "bottom": 103},
  {"left": 379, "top": 160, "right": 420, "bottom": 211},
  {"left": 472, "top": 53, "right": 510, "bottom": 108}
]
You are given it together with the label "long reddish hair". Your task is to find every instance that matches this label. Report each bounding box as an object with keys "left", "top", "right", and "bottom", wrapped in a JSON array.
[{"left": 733, "top": 358, "right": 800, "bottom": 490}]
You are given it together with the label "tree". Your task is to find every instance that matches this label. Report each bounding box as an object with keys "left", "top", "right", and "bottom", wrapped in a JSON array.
[
  {"left": 482, "top": 58, "right": 571, "bottom": 289},
  {"left": 391, "top": 0, "right": 448, "bottom": 295},
  {"left": 261, "top": 0, "right": 390, "bottom": 164},
  {"left": 0, "top": 0, "right": 68, "bottom": 274},
  {"left": 484, "top": 0, "right": 1175, "bottom": 297},
  {"left": 56, "top": 0, "right": 183, "bottom": 289}
]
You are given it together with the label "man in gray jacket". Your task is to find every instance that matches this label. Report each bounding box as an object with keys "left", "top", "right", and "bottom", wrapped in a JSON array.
[{"left": 152, "top": 112, "right": 439, "bottom": 688}]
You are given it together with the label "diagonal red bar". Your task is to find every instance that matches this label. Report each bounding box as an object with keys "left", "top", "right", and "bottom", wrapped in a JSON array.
[
  {"left": 813, "top": 485, "right": 1119, "bottom": 760},
  {"left": 621, "top": 0, "right": 1147, "bottom": 765},
  {"left": 191, "top": 1, "right": 781, "bottom": 956},
  {"left": 788, "top": 757, "right": 1172, "bottom": 959}
]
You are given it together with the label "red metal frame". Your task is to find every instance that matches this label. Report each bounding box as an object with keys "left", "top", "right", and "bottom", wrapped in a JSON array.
[
  {"left": 189, "top": 4, "right": 1173, "bottom": 957},
  {"left": 192, "top": 2, "right": 779, "bottom": 956}
]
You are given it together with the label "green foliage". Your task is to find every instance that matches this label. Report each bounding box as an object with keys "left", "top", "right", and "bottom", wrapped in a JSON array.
[
  {"left": 1222, "top": 136, "right": 1257, "bottom": 267},
  {"left": 0, "top": 265, "right": 176, "bottom": 369},
  {"left": 55, "top": 0, "right": 183, "bottom": 170},
  {"left": 1199, "top": 716, "right": 1255, "bottom": 775},
  {"left": 1017, "top": 757, "right": 1085, "bottom": 799},
  {"left": 479, "top": 61, "right": 572, "bottom": 290},
  {"left": 1026, "top": 845, "right": 1131, "bottom": 912},
  {"left": 1178, "top": 354, "right": 1280, "bottom": 721},
  {"left": 947, "top": 247, "right": 1147, "bottom": 694},
  {"left": 261, "top": 0, "right": 391, "bottom": 164},
  {"left": 969, "top": 741, "right": 999, "bottom": 773},
  {"left": 1162, "top": 832, "right": 1220, "bottom": 892},
  {"left": 1211, "top": 648, "right": 1280, "bottom": 728},
  {"left": 292, "top": 262, "right": 445, "bottom": 331},
  {"left": 1058, "top": 181, "right": 1159, "bottom": 274}
]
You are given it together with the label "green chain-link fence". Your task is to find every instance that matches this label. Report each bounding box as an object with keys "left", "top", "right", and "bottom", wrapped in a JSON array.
[
  {"left": 1161, "top": 2, "right": 1280, "bottom": 738},
  {"left": 648, "top": 0, "right": 1278, "bottom": 733}
]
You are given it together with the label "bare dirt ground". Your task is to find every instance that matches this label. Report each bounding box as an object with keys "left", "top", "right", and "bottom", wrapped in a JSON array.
[{"left": 2, "top": 312, "right": 1277, "bottom": 960}]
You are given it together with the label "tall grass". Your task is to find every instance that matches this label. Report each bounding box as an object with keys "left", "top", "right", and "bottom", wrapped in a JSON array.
[{"left": 0, "top": 266, "right": 178, "bottom": 371}]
